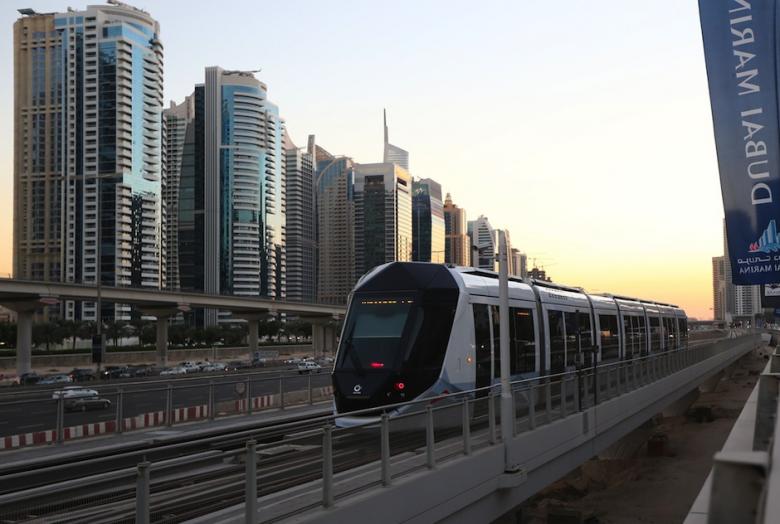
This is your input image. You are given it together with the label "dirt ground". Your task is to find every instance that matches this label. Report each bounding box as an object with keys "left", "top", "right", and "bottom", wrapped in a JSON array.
[{"left": 497, "top": 348, "right": 766, "bottom": 524}]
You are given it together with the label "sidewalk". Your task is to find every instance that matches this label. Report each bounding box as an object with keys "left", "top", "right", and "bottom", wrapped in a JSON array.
[{"left": 0, "top": 400, "right": 332, "bottom": 471}]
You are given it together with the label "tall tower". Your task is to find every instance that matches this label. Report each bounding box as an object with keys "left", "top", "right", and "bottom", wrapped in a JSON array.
[
  {"left": 412, "top": 178, "right": 445, "bottom": 263},
  {"left": 468, "top": 215, "right": 497, "bottom": 271},
  {"left": 382, "top": 109, "right": 409, "bottom": 170},
  {"left": 315, "top": 144, "right": 355, "bottom": 305},
  {"left": 443, "top": 193, "right": 471, "bottom": 266},
  {"left": 14, "top": 3, "right": 164, "bottom": 322},
  {"left": 354, "top": 163, "right": 413, "bottom": 276},
  {"left": 284, "top": 132, "right": 316, "bottom": 303}
]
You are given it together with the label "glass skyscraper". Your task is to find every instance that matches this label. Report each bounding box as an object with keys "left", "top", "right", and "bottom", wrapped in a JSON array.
[
  {"left": 443, "top": 193, "right": 471, "bottom": 267},
  {"left": 167, "top": 67, "right": 285, "bottom": 324},
  {"left": 412, "top": 178, "right": 445, "bottom": 263},
  {"left": 383, "top": 109, "right": 409, "bottom": 170},
  {"left": 284, "top": 133, "right": 316, "bottom": 303},
  {"left": 13, "top": 4, "right": 164, "bottom": 321},
  {"left": 468, "top": 215, "right": 497, "bottom": 271}
]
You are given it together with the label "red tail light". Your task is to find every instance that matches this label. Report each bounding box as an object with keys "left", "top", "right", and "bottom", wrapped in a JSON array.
[
  {"left": 370, "top": 362, "right": 384, "bottom": 369},
  {"left": 394, "top": 381, "right": 405, "bottom": 391}
]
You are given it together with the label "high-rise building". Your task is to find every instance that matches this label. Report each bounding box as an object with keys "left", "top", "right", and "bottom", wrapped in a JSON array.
[
  {"left": 511, "top": 248, "right": 527, "bottom": 278},
  {"left": 354, "top": 163, "right": 413, "bottom": 276},
  {"left": 383, "top": 109, "right": 409, "bottom": 170},
  {"left": 721, "top": 219, "right": 760, "bottom": 319},
  {"left": 315, "top": 144, "right": 355, "bottom": 305},
  {"left": 712, "top": 255, "right": 728, "bottom": 321},
  {"left": 412, "top": 178, "right": 445, "bottom": 263},
  {"left": 468, "top": 216, "right": 497, "bottom": 271},
  {"left": 529, "top": 267, "right": 552, "bottom": 282},
  {"left": 170, "top": 67, "right": 285, "bottom": 323},
  {"left": 284, "top": 132, "right": 316, "bottom": 303},
  {"left": 13, "top": 4, "right": 164, "bottom": 321},
  {"left": 162, "top": 96, "right": 195, "bottom": 291},
  {"left": 443, "top": 193, "right": 471, "bottom": 266}
]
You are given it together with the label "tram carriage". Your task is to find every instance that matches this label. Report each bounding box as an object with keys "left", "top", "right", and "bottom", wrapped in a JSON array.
[{"left": 332, "top": 262, "right": 688, "bottom": 426}]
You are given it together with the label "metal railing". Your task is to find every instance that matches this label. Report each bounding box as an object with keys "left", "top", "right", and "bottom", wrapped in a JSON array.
[
  {"left": 0, "top": 334, "right": 757, "bottom": 523},
  {"left": 0, "top": 370, "right": 332, "bottom": 448}
]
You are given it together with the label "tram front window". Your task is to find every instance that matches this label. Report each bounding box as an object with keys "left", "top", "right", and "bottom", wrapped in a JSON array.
[{"left": 338, "top": 296, "right": 416, "bottom": 370}]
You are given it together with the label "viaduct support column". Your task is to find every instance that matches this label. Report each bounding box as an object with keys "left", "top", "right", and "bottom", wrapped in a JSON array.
[
  {"left": 156, "top": 316, "right": 169, "bottom": 368},
  {"left": 312, "top": 323, "right": 325, "bottom": 357},
  {"left": 248, "top": 320, "right": 259, "bottom": 356},
  {"left": 16, "top": 310, "right": 33, "bottom": 376}
]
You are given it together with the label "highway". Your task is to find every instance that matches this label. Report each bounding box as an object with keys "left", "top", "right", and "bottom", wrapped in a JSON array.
[{"left": 0, "top": 368, "right": 332, "bottom": 438}]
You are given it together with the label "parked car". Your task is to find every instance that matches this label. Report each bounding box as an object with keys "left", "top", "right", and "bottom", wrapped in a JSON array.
[
  {"left": 179, "top": 361, "right": 200, "bottom": 374},
  {"left": 39, "top": 374, "right": 74, "bottom": 385},
  {"left": 69, "top": 368, "right": 96, "bottom": 382},
  {"left": 65, "top": 397, "right": 111, "bottom": 412},
  {"left": 15, "top": 372, "right": 40, "bottom": 386},
  {"left": 297, "top": 361, "right": 322, "bottom": 374},
  {"left": 201, "top": 362, "right": 227, "bottom": 373},
  {"left": 127, "top": 365, "right": 153, "bottom": 377},
  {"left": 225, "top": 360, "right": 251, "bottom": 372},
  {"left": 160, "top": 366, "right": 188, "bottom": 376},
  {"left": 52, "top": 386, "right": 99, "bottom": 400}
]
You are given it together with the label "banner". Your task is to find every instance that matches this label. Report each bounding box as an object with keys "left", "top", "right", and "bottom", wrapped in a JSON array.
[{"left": 699, "top": 0, "right": 780, "bottom": 284}]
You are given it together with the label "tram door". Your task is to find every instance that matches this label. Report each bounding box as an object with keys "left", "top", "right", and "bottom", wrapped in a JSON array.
[{"left": 473, "top": 304, "right": 492, "bottom": 395}]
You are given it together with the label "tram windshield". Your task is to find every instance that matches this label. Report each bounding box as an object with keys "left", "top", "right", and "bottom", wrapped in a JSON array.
[{"left": 338, "top": 294, "right": 416, "bottom": 370}]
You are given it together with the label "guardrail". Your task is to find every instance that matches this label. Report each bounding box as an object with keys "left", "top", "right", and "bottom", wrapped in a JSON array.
[
  {"left": 0, "top": 370, "right": 333, "bottom": 450},
  {"left": 0, "top": 333, "right": 759, "bottom": 523}
]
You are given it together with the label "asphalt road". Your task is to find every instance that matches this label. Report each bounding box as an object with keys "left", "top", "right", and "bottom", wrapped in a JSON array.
[{"left": 0, "top": 369, "right": 332, "bottom": 437}]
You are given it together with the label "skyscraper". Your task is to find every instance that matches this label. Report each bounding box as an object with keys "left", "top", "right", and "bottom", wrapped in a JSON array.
[
  {"left": 383, "top": 109, "right": 409, "bottom": 170},
  {"left": 315, "top": 144, "right": 355, "bottom": 305},
  {"left": 412, "top": 178, "right": 445, "bottom": 263},
  {"left": 170, "top": 67, "right": 285, "bottom": 323},
  {"left": 443, "top": 193, "right": 471, "bottom": 266},
  {"left": 13, "top": 3, "right": 164, "bottom": 321},
  {"left": 712, "top": 255, "right": 728, "bottom": 321},
  {"left": 511, "top": 248, "right": 528, "bottom": 278},
  {"left": 722, "top": 219, "right": 760, "bottom": 319},
  {"left": 284, "top": 132, "right": 316, "bottom": 303},
  {"left": 468, "top": 216, "right": 497, "bottom": 271},
  {"left": 354, "top": 163, "right": 413, "bottom": 276}
]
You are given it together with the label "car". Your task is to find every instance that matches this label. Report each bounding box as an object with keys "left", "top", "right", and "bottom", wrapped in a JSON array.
[
  {"left": 100, "top": 366, "right": 131, "bottom": 380},
  {"left": 225, "top": 360, "right": 251, "bottom": 372},
  {"left": 297, "top": 361, "right": 322, "bottom": 374},
  {"left": 39, "top": 374, "right": 74, "bottom": 385},
  {"left": 127, "top": 365, "right": 153, "bottom": 377},
  {"left": 15, "top": 372, "right": 40, "bottom": 386},
  {"left": 65, "top": 397, "right": 111, "bottom": 412},
  {"left": 52, "top": 386, "right": 99, "bottom": 400},
  {"left": 69, "top": 368, "right": 96, "bottom": 382},
  {"left": 160, "top": 366, "right": 188, "bottom": 376},
  {"left": 179, "top": 361, "right": 200, "bottom": 373},
  {"left": 201, "top": 362, "right": 227, "bottom": 373}
]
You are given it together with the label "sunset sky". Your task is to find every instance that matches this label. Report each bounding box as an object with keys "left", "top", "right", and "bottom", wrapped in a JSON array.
[{"left": 0, "top": 1, "right": 725, "bottom": 319}]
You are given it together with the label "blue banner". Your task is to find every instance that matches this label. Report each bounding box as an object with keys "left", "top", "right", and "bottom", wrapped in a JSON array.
[{"left": 700, "top": 0, "right": 780, "bottom": 284}]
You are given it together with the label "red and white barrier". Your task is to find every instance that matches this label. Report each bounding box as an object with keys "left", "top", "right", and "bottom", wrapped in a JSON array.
[{"left": 0, "top": 386, "right": 335, "bottom": 451}]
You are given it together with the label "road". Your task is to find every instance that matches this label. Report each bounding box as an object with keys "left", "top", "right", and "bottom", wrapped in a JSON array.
[{"left": 0, "top": 368, "right": 332, "bottom": 437}]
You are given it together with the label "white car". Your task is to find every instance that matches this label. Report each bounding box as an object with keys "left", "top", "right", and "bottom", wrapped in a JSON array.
[
  {"left": 160, "top": 366, "right": 188, "bottom": 376},
  {"left": 201, "top": 362, "right": 226, "bottom": 373},
  {"left": 179, "top": 361, "right": 200, "bottom": 374},
  {"left": 297, "top": 361, "right": 322, "bottom": 374},
  {"left": 52, "top": 386, "right": 98, "bottom": 400}
]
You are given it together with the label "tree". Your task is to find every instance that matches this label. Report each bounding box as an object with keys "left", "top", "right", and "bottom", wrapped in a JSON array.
[
  {"left": 105, "top": 320, "right": 127, "bottom": 349},
  {"left": 33, "top": 322, "right": 65, "bottom": 352},
  {"left": 0, "top": 323, "right": 16, "bottom": 348},
  {"left": 202, "top": 326, "right": 222, "bottom": 347}
]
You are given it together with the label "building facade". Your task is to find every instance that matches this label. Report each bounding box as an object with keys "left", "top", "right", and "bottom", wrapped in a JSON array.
[
  {"left": 315, "top": 144, "right": 355, "bottom": 305},
  {"left": 383, "top": 109, "right": 409, "bottom": 170},
  {"left": 712, "top": 255, "right": 728, "bottom": 322},
  {"left": 511, "top": 248, "right": 527, "bottom": 278},
  {"left": 170, "top": 67, "right": 285, "bottom": 323},
  {"left": 13, "top": 4, "right": 164, "bottom": 321},
  {"left": 284, "top": 132, "right": 316, "bottom": 303},
  {"left": 720, "top": 220, "right": 760, "bottom": 320},
  {"left": 443, "top": 193, "right": 470, "bottom": 266},
  {"left": 468, "top": 215, "right": 497, "bottom": 271},
  {"left": 354, "top": 163, "right": 413, "bottom": 276},
  {"left": 412, "top": 178, "right": 445, "bottom": 263}
]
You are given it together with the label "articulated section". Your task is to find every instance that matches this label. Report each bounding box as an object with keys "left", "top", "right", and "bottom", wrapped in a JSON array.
[{"left": 280, "top": 336, "right": 759, "bottom": 524}]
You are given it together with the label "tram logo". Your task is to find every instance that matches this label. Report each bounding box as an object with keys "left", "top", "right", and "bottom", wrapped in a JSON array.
[
  {"left": 749, "top": 220, "right": 780, "bottom": 253},
  {"left": 352, "top": 384, "right": 362, "bottom": 394}
]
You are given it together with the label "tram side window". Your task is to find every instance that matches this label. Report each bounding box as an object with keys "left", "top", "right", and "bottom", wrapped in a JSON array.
[
  {"left": 649, "top": 317, "right": 661, "bottom": 352},
  {"left": 665, "top": 317, "right": 677, "bottom": 349},
  {"left": 548, "top": 310, "right": 566, "bottom": 372},
  {"left": 636, "top": 316, "right": 648, "bottom": 355},
  {"left": 509, "top": 307, "right": 536, "bottom": 374},
  {"left": 680, "top": 318, "right": 688, "bottom": 347},
  {"left": 622, "top": 315, "right": 635, "bottom": 358},
  {"left": 563, "top": 312, "right": 580, "bottom": 367},
  {"left": 473, "top": 304, "right": 492, "bottom": 381},
  {"left": 490, "top": 306, "right": 503, "bottom": 377},
  {"left": 579, "top": 311, "right": 593, "bottom": 350},
  {"left": 599, "top": 314, "right": 620, "bottom": 361},
  {"left": 409, "top": 301, "right": 458, "bottom": 368}
]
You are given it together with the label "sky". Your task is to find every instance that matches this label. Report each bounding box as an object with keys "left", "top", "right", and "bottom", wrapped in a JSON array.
[{"left": 0, "top": 1, "right": 725, "bottom": 319}]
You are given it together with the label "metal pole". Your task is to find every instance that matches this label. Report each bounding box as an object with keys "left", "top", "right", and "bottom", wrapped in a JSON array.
[
  {"left": 545, "top": 381, "right": 552, "bottom": 424},
  {"left": 426, "top": 405, "right": 435, "bottom": 468},
  {"left": 279, "top": 376, "right": 285, "bottom": 410},
  {"left": 488, "top": 389, "right": 497, "bottom": 444},
  {"left": 574, "top": 373, "right": 580, "bottom": 411},
  {"left": 528, "top": 385, "right": 536, "bottom": 430},
  {"left": 208, "top": 381, "right": 215, "bottom": 420},
  {"left": 308, "top": 373, "right": 313, "bottom": 405},
  {"left": 166, "top": 384, "right": 173, "bottom": 426},
  {"left": 322, "top": 425, "right": 333, "bottom": 507},
  {"left": 135, "top": 460, "right": 150, "bottom": 524},
  {"left": 497, "top": 231, "right": 513, "bottom": 447},
  {"left": 560, "top": 378, "right": 567, "bottom": 418},
  {"left": 116, "top": 388, "right": 124, "bottom": 434},
  {"left": 381, "top": 413, "right": 391, "bottom": 486},
  {"left": 245, "top": 440, "right": 258, "bottom": 524},
  {"left": 56, "top": 395, "right": 64, "bottom": 444},
  {"left": 462, "top": 398, "right": 471, "bottom": 455}
]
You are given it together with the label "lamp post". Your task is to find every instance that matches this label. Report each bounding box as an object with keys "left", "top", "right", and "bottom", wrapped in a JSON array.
[{"left": 496, "top": 231, "right": 513, "bottom": 451}]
